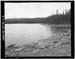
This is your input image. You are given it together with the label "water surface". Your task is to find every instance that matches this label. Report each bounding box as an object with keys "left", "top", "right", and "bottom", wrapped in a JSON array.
[
  {"left": 5, "top": 24, "right": 53, "bottom": 47},
  {"left": 5, "top": 24, "right": 70, "bottom": 47}
]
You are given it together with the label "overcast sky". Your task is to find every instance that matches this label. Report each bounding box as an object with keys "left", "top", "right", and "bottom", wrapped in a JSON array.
[{"left": 5, "top": 2, "right": 71, "bottom": 19}]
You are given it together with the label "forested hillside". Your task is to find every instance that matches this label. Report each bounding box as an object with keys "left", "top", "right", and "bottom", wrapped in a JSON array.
[{"left": 5, "top": 10, "right": 71, "bottom": 24}]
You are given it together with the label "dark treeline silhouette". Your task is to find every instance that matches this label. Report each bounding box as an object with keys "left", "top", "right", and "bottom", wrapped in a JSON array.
[{"left": 5, "top": 10, "right": 71, "bottom": 24}]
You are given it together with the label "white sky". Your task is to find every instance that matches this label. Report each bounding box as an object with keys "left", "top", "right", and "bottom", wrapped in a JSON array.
[{"left": 5, "top": 2, "right": 71, "bottom": 19}]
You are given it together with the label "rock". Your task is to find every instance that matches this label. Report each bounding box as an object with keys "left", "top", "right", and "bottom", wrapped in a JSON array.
[
  {"left": 36, "top": 36, "right": 61, "bottom": 49},
  {"left": 14, "top": 47, "right": 23, "bottom": 52},
  {"left": 33, "top": 49, "right": 39, "bottom": 53},
  {"left": 6, "top": 44, "right": 16, "bottom": 49},
  {"left": 37, "top": 41, "right": 49, "bottom": 48}
]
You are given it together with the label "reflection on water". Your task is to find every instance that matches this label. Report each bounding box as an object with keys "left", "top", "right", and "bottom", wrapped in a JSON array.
[{"left": 5, "top": 24, "right": 52, "bottom": 47}]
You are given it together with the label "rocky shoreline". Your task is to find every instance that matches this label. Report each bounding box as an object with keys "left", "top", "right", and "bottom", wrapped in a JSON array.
[{"left": 5, "top": 31, "right": 71, "bottom": 57}]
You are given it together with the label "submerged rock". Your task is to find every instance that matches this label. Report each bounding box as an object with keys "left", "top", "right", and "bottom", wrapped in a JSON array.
[{"left": 5, "top": 32, "right": 71, "bottom": 57}]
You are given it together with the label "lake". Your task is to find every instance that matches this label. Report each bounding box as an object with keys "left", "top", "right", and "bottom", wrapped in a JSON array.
[{"left": 5, "top": 23, "right": 70, "bottom": 47}]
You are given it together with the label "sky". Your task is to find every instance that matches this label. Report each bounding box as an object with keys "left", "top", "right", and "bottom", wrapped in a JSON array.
[{"left": 5, "top": 2, "right": 71, "bottom": 19}]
